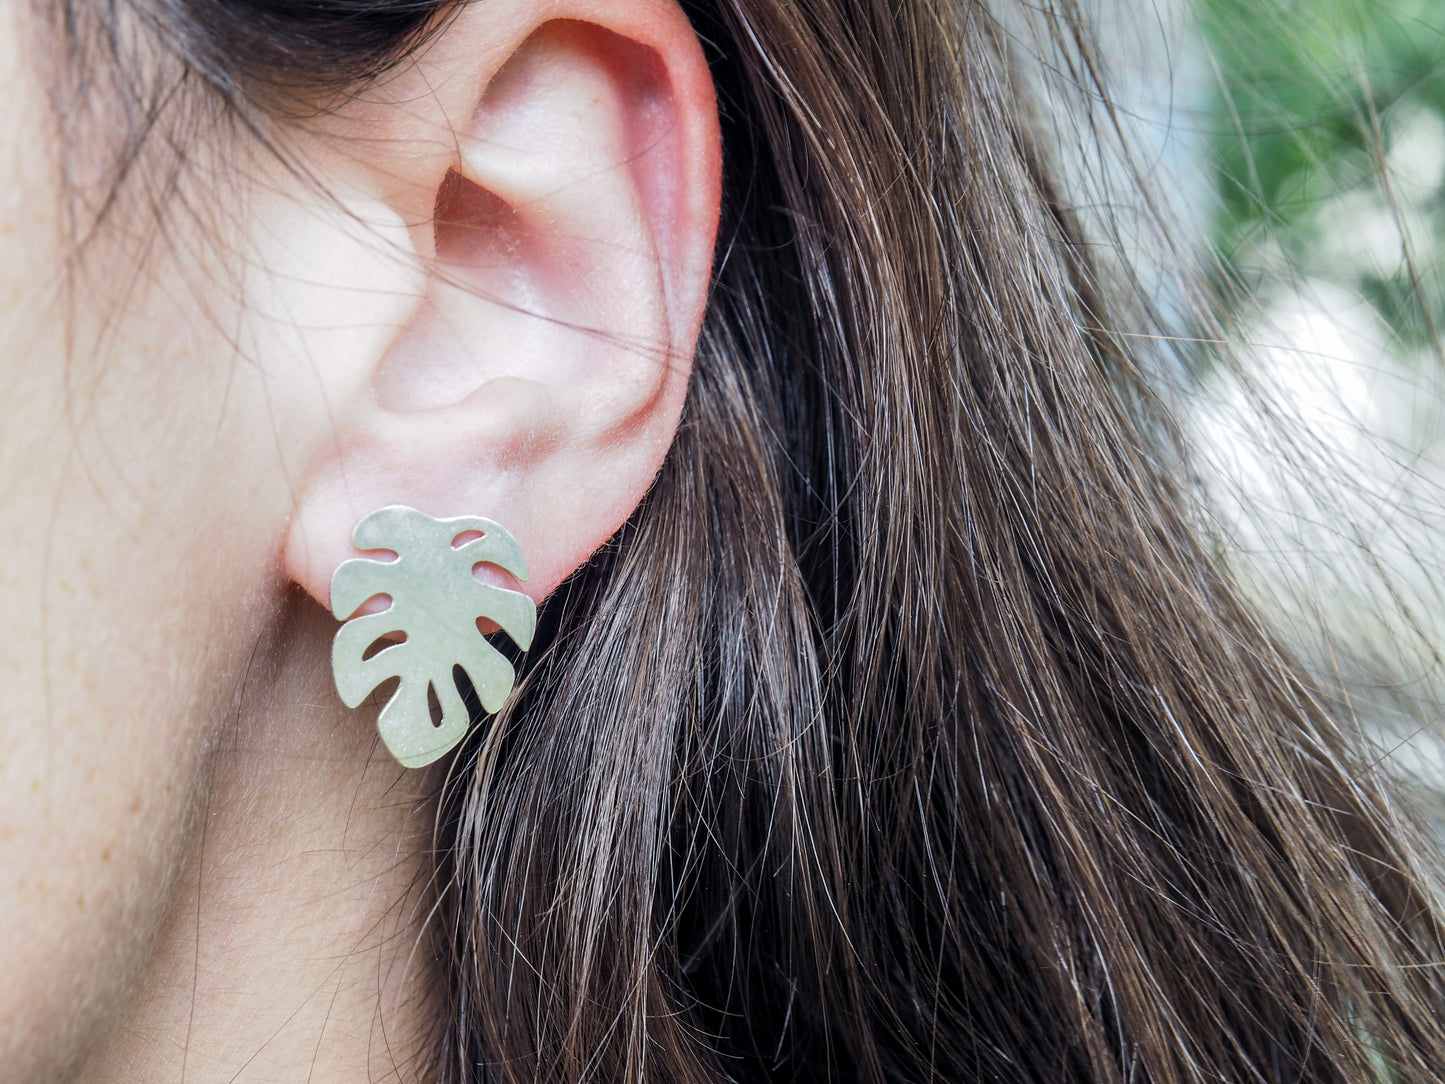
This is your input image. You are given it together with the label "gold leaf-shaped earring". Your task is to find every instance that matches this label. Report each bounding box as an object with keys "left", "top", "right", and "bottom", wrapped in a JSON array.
[{"left": 330, "top": 506, "right": 537, "bottom": 768}]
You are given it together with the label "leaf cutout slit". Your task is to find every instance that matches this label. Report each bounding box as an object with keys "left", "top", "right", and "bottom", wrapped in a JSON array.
[
  {"left": 336, "top": 592, "right": 394, "bottom": 622},
  {"left": 452, "top": 665, "right": 478, "bottom": 723},
  {"left": 362, "top": 631, "right": 405, "bottom": 660},
  {"left": 426, "top": 683, "right": 443, "bottom": 728}
]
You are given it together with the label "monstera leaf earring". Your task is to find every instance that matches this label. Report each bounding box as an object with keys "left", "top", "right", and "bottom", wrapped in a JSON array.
[{"left": 329, "top": 506, "right": 537, "bottom": 768}]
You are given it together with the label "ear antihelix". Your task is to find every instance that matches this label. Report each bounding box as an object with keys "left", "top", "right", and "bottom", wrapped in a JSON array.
[{"left": 330, "top": 505, "right": 536, "bottom": 769}]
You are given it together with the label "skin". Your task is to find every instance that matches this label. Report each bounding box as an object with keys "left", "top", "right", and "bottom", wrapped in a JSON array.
[{"left": 0, "top": 1, "right": 719, "bottom": 1080}]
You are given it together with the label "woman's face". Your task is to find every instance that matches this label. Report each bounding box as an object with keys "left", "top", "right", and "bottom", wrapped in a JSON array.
[
  {"left": 0, "top": 0, "right": 719, "bottom": 1077},
  {"left": 0, "top": 5, "right": 315, "bottom": 1072}
]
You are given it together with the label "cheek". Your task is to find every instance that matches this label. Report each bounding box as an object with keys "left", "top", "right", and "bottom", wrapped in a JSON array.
[
  {"left": 0, "top": 157, "right": 299, "bottom": 1084},
  {"left": 0, "top": 22, "right": 420, "bottom": 1074},
  {"left": 0, "top": 8, "right": 330, "bottom": 1076},
  {"left": 0, "top": 281, "right": 301, "bottom": 1074}
]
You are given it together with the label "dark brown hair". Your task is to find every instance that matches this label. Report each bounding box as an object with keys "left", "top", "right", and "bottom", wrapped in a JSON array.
[{"left": 42, "top": 0, "right": 1445, "bottom": 1080}]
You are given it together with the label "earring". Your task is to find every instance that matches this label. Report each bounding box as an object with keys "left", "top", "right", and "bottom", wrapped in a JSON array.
[{"left": 329, "top": 506, "right": 537, "bottom": 768}]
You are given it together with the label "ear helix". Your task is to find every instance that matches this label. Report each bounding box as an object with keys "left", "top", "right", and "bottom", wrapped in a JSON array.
[{"left": 330, "top": 506, "right": 536, "bottom": 768}]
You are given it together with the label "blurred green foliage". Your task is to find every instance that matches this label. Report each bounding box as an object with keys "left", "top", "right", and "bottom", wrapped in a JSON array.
[{"left": 1198, "top": 0, "right": 1445, "bottom": 352}]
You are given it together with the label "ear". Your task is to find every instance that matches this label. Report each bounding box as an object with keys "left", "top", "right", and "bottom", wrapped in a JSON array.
[{"left": 279, "top": 0, "right": 720, "bottom": 610}]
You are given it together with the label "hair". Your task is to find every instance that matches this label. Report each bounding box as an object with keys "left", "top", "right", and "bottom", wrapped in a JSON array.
[{"left": 38, "top": 0, "right": 1445, "bottom": 1081}]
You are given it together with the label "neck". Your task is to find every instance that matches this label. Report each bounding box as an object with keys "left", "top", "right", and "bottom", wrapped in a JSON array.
[{"left": 78, "top": 598, "right": 442, "bottom": 1083}]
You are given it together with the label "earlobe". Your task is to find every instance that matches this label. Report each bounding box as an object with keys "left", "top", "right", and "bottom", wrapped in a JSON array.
[{"left": 280, "top": 2, "right": 720, "bottom": 614}]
